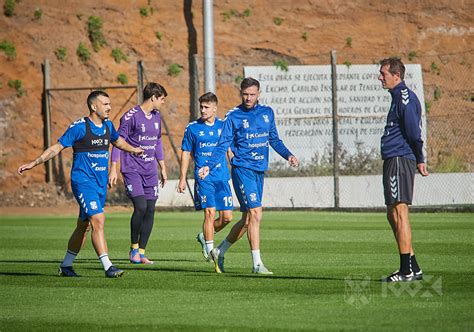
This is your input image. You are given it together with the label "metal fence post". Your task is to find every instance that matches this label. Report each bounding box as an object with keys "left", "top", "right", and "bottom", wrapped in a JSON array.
[
  {"left": 137, "top": 60, "right": 144, "bottom": 104},
  {"left": 42, "top": 59, "right": 53, "bottom": 183},
  {"left": 331, "top": 50, "right": 340, "bottom": 208}
]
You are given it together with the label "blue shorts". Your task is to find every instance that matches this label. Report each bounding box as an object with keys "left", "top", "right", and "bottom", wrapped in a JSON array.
[
  {"left": 231, "top": 166, "right": 264, "bottom": 212},
  {"left": 71, "top": 182, "right": 106, "bottom": 221},
  {"left": 194, "top": 180, "right": 233, "bottom": 211}
]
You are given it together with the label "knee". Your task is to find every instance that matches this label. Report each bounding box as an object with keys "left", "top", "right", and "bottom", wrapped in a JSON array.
[{"left": 204, "top": 209, "right": 216, "bottom": 222}]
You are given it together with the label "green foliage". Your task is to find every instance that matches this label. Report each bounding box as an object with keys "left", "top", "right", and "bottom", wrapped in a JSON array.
[
  {"left": 425, "top": 101, "right": 432, "bottom": 114},
  {"left": 87, "top": 16, "right": 107, "bottom": 52},
  {"left": 408, "top": 50, "right": 417, "bottom": 61},
  {"left": 139, "top": 7, "right": 149, "bottom": 17},
  {"left": 76, "top": 42, "right": 91, "bottom": 63},
  {"left": 54, "top": 47, "right": 67, "bottom": 61},
  {"left": 273, "top": 59, "right": 289, "bottom": 72},
  {"left": 243, "top": 8, "right": 251, "bottom": 17},
  {"left": 343, "top": 60, "right": 352, "bottom": 67},
  {"left": 117, "top": 73, "right": 128, "bottom": 85},
  {"left": 430, "top": 62, "right": 441, "bottom": 75},
  {"left": 0, "top": 40, "right": 16, "bottom": 60},
  {"left": 155, "top": 31, "right": 163, "bottom": 41},
  {"left": 301, "top": 32, "right": 308, "bottom": 41},
  {"left": 111, "top": 48, "right": 128, "bottom": 63},
  {"left": 234, "top": 75, "right": 244, "bottom": 85},
  {"left": 345, "top": 36, "right": 352, "bottom": 48},
  {"left": 434, "top": 86, "right": 442, "bottom": 101},
  {"left": 434, "top": 152, "right": 468, "bottom": 173},
  {"left": 273, "top": 16, "right": 284, "bottom": 26},
  {"left": 221, "top": 9, "right": 238, "bottom": 21},
  {"left": 34, "top": 7, "right": 42, "bottom": 20},
  {"left": 8, "top": 79, "right": 25, "bottom": 97},
  {"left": 168, "top": 63, "right": 183, "bottom": 77},
  {"left": 3, "top": 0, "right": 16, "bottom": 17}
]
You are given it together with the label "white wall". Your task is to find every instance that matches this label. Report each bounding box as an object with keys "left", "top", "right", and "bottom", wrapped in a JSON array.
[{"left": 157, "top": 173, "right": 473, "bottom": 208}]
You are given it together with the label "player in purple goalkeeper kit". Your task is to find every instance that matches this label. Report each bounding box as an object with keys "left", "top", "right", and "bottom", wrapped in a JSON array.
[{"left": 109, "top": 83, "right": 168, "bottom": 265}]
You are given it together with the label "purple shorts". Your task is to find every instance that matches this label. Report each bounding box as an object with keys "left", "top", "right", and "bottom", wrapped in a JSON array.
[{"left": 122, "top": 172, "right": 159, "bottom": 200}]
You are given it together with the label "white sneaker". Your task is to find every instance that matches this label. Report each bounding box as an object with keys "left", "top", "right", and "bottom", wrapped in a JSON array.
[
  {"left": 196, "top": 232, "right": 209, "bottom": 261},
  {"left": 252, "top": 264, "right": 273, "bottom": 275},
  {"left": 209, "top": 248, "right": 222, "bottom": 273}
]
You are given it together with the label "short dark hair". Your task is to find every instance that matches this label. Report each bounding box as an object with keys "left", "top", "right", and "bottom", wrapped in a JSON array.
[
  {"left": 143, "top": 82, "right": 168, "bottom": 101},
  {"left": 379, "top": 57, "right": 405, "bottom": 80},
  {"left": 199, "top": 92, "right": 218, "bottom": 104},
  {"left": 87, "top": 90, "right": 109, "bottom": 113},
  {"left": 240, "top": 77, "right": 260, "bottom": 91}
]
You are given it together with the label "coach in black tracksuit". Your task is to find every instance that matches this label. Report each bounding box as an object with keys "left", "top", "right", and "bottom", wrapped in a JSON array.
[{"left": 378, "top": 57, "right": 429, "bottom": 282}]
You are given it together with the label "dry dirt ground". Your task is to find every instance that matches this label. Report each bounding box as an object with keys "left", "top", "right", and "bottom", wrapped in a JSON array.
[{"left": 1, "top": 0, "right": 472, "bottom": 208}]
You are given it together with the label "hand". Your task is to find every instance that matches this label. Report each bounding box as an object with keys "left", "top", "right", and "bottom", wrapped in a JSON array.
[
  {"left": 417, "top": 163, "right": 429, "bottom": 176},
  {"left": 288, "top": 155, "right": 299, "bottom": 168},
  {"left": 198, "top": 166, "right": 210, "bottom": 180},
  {"left": 160, "top": 168, "right": 168, "bottom": 188},
  {"left": 177, "top": 178, "right": 186, "bottom": 193},
  {"left": 108, "top": 168, "right": 118, "bottom": 188},
  {"left": 132, "top": 147, "right": 144, "bottom": 156},
  {"left": 18, "top": 162, "right": 35, "bottom": 175}
]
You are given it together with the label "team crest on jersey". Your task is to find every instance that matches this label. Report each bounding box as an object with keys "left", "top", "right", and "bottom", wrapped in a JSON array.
[
  {"left": 262, "top": 115, "right": 269, "bottom": 123},
  {"left": 154, "top": 122, "right": 159, "bottom": 130},
  {"left": 127, "top": 184, "right": 133, "bottom": 192},
  {"left": 243, "top": 119, "right": 249, "bottom": 128},
  {"left": 141, "top": 124, "right": 146, "bottom": 133},
  {"left": 217, "top": 129, "right": 222, "bottom": 136},
  {"left": 249, "top": 193, "right": 257, "bottom": 202},
  {"left": 199, "top": 131, "right": 205, "bottom": 136},
  {"left": 90, "top": 201, "right": 98, "bottom": 210}
]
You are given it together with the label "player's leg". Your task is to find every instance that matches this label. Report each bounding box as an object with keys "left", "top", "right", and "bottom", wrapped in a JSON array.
[
  {"left": 214, "top": 209, "right": 232, "bottom": 232},
  {"left": 383, "top": 157, "right": 419, "bottom": 281},
  {"left": 137, "top": 198, "right": 157, "bottom": 264},
  {"left": 122, "top": 172, "right": 147, "bottom": 263},
  {"left": 203, "top": 207, "right": 217, "bottom": 257},
  {"left": 59, "top": 217, "right": 89, "bottom": 277},
  {"left": 129, "top": 195, "right": 147, "bottom": 263},
  {"left": 138, "top": 175, "right": 159, "bottom": 264},
  {"left": 89, "top": 212, "right": 123, "bottom": 278}
]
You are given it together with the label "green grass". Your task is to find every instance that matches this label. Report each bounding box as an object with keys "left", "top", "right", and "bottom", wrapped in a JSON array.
[{"left": 0, "top": 211, "right": 472, "bottom": 331}]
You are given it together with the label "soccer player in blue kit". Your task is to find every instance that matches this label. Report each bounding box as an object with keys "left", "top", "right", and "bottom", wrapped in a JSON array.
[
  {"left": 199, "top": 78, "right": 299, "bottom": 274},
  {"left": 18, "top": 91, "right": 143, "bottom": 278},
  {"left": 378, "top": 58, "right": 429, "bottom": 282},
  {"left": 178, "top": 92, "right": 233, "bottom": 267}
]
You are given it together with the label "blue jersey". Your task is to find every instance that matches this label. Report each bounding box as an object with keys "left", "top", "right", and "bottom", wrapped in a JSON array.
[
  {"left": 181, "top": 118, "right": 230, "bottom": 181},
  {"left": 381, "top": 81, "right": 425, "bottom": 163},
  {"left": 58, "top": 117, "right": 119, "bottom": 190},
  {"left": 207, "top": 103, "right": 293, "bottom": 172}
]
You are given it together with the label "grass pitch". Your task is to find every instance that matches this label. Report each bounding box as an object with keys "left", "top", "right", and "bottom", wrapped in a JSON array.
[{"left": 0, "top": 211, "right": 472, "bottom": 331}]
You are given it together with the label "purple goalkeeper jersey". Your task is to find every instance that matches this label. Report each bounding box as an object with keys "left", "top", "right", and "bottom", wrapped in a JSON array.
[{"left": 111, "top": 105, "right": 164, "bottom": 175}]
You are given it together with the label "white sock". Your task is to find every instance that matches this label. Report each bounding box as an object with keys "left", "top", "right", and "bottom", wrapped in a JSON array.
[
  {"left": 218, "top": 239, "right": 232, "bottom": 257},
  {"left": 205, "top": 240, "right": 214, "bottom": 256},
  {"left": 99, "top": 254, "right": 112, "bottom": 271},
  {"left": 251, "top": 250, "right": 263, "bottom": 268},
  {"left": 61, "top": 249, "right": 78, "bottom": 267}
]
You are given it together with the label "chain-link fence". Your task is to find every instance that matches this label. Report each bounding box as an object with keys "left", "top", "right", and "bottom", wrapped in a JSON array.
[{"left": 46, "top": 49, "right": 473, "bottom": 208}]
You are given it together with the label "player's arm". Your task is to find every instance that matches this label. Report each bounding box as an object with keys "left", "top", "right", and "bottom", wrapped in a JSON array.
[
  {"left": 158, "top": 159, "right": 168, "bottom": 188},
  {"left": 178, "top": 150, "right": 191, "bottom": 193},
  {"left": 402, "top": 102, "right": 428, "bottom": 176},
  {"left": 267, "top": 112, "right": 299, "bottom": 167},
  {"left": 112, "top": 137, "right": 143, "bottom": 156},
  {"left": 18, "top": 142, "right": 65, "bottom": 175}
]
